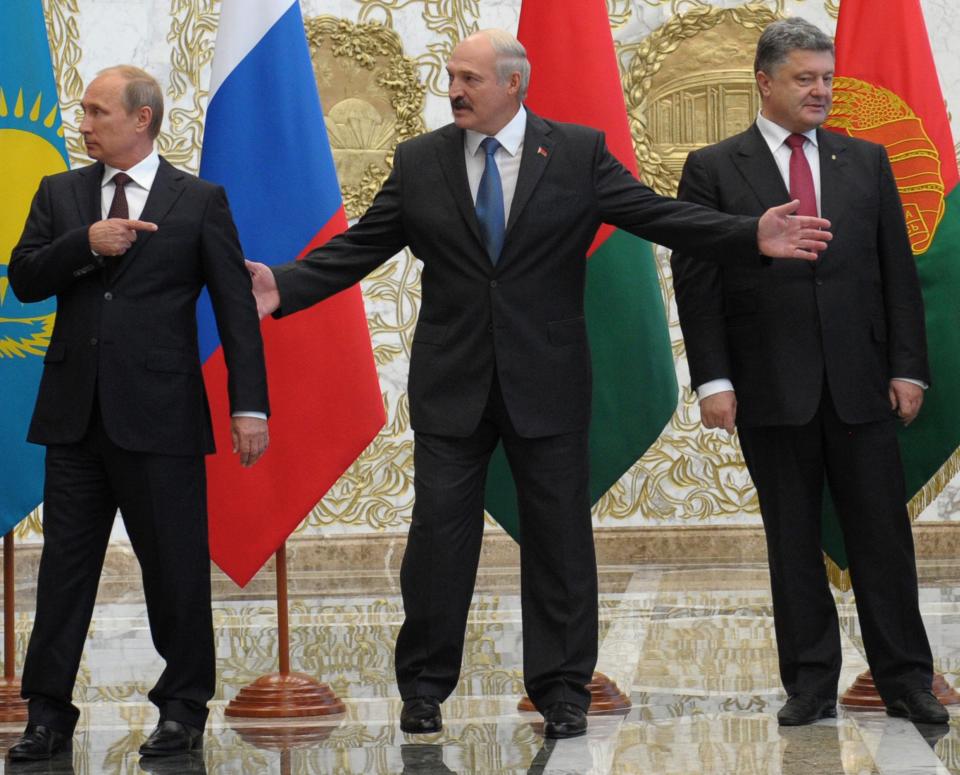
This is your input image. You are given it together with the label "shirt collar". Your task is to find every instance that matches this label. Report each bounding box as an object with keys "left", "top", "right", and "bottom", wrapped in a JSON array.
[
  {"left": 102, "top": 150, "right": 160, "bottom": 190},
  {"left": 756, "top": 112, "right": 818, "bottom": 154},
  {"left": 464, "top": 106, "right": 527, "bottom": 157}
]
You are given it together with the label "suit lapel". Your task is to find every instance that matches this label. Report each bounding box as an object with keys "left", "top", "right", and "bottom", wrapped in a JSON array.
[
  {"left": 816, "top": 128, "right": 848, "bottom": 233},
  {"left": 435, "top": 124, "right": 485, "bottom": 251},
  {"left": 73, "top": 162, "right": 104, "bottom": 225},
  {"left": 111, "top": 157, "right": 185, "bottom": 283},
  {"left": 731, "top": 124, "right": 791, "bottom": 213},
  {"left": 504, "top": 111, "right": 554, "bottom": 237}
]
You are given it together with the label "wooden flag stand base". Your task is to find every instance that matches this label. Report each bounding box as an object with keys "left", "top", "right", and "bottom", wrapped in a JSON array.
[
  {"left": 840, "top": 670, "right": 960, "bottom": 709},
  {"left": 225, "top": 543, "right": 345, "bottom": 719},
  {"left": 518, "top": 672, "right": 631, "bottom": 714},
  {"left": 0, "top": 533, "right": 28, "bottom": 723}
]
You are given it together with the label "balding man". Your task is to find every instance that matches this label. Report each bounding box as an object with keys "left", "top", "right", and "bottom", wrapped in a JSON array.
[
  {"left": 8, "top": 65, "right": 269, "bottom": 761},
  {"left": 248, "top": 29, "right": 831, "bottom": 738}
]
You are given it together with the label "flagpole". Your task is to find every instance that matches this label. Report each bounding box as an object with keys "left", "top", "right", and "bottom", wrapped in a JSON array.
[
  {"left": 0, "top": 531, "right": 28, "bottom": 721},
  {"left": 224, "top": 541, "right": 344, "bottom": 718},
  {"left": 276, "top": 543, "right": 290, "bottom": 676}
]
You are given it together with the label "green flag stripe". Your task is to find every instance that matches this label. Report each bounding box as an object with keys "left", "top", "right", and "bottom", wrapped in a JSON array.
[{"left": 484, "top": 230, "right": 678, "bottom": 539}]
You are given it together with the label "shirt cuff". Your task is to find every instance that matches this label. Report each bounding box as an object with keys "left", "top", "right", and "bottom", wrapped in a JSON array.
[
  {"left": 696, "top": 379, "right": 735, "bottom": 400},
  {"left": 892, "top": 377, "right": 928, "bottom": 390},
  {"left": 232, "top": 411, "right": 268, "bottom": 420}
]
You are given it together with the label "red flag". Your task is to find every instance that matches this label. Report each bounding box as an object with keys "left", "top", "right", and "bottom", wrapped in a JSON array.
[{"left": 200, "top": 1, "right": 385, "bottom": 586}]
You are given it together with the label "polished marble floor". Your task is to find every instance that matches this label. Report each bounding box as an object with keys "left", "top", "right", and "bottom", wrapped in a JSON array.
[{"left": 2, "top": 558, "right": 958, "bottom": 774}]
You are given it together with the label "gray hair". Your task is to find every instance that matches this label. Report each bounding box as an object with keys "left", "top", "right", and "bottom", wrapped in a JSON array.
[
  {"left": 479, "top": 29, "right": 531, "bottom": 101},
  {"left": 754, "top": 18, "right": 834, "bottom": 75},
  {"left": 98, "top": 65, "right": 164, "bottom": 139}
]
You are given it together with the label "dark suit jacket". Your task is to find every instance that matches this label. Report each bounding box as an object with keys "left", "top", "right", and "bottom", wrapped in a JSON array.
[
  {"left": 275, "top": 110, "right": 760, "bottom": 438},
  {"left": 10, "top": 157, "right": 269, "bottom": 455},
  {"left": 671, "top": 123, "right": 929, "bottom": 428}
]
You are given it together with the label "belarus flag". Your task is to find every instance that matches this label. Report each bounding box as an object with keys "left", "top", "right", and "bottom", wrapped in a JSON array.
[
  {"left": 200, "top": 0, "right": 385, "bottom": 586},
  {"left": 818, "top": 0, "right": 960, "bottom": 575},
  {"left": 484, "top": 0, "right": 679, "bottom": 534}
]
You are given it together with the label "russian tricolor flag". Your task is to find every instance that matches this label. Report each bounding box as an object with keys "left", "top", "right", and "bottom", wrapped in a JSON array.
[{"left": 200, "top": 0, "right": 385, "bottom": 586}]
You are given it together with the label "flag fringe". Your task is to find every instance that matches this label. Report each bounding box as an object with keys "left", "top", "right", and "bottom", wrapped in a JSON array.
[{"left": 907, "top": 446, "right": 960, "bottom": 519}]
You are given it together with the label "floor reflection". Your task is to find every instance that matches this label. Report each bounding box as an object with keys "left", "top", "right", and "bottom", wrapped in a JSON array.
[{"left": 0, "top": 560, "right": 957, "bottom": 773}]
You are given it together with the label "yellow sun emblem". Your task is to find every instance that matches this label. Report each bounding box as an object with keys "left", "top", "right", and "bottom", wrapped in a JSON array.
[{"left": 0, "top": 85, "right": 66, "bottom": 358}]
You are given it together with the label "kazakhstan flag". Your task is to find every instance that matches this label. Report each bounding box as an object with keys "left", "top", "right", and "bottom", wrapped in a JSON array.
[{"left": 0, "top": 2, "right": 68, "bottom": 535}]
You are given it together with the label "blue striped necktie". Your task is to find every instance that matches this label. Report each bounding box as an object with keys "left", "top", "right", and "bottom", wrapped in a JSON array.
[{"left": 475, "top": 137, "right": 505, "bottom": 264}]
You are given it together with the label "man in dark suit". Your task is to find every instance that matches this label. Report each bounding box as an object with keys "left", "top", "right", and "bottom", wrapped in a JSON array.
[
  {"left": 247, "top": 29, "right": 830, "bottom": 739},
  {"left": 7, "top": 65, "right": 270, "bottom": 761},
  {"left": 672, "top": 18, "right": 946, "bottom": 726}
]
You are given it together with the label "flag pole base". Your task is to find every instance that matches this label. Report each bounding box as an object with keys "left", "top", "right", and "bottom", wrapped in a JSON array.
[
  {"left": 840, "top": 670, "right": 960, "bottom": 708},
  {"left": 0, "top": 678, "right": 28, "bottom": 722},
  {"left": 518, "top": 672, "right": 631, "bottom": 714},
  {"left": 224, "top": 672, "right": 346, "bottom": 718}
]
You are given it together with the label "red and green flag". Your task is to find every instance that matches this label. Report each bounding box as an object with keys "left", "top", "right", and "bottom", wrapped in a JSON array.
[
  {"left": 822, "top": 0, "right": 960, "bottom": 572},
  {"left": 484, "top": 0, "right": 678, "bottom": 537}
]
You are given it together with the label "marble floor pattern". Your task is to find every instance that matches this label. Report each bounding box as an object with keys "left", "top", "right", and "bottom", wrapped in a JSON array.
[{"left": 1, "top": 558, "right": 958, "bottom": 774}]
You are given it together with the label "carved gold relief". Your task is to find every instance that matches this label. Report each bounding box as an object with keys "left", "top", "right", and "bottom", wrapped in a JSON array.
[
  {"left": 303, "top": 16, "right": 425, "bottom": 218},
  {"left": 43, "top": 0, "right": 84, "bottom": 166},
  {"left": 621, "top": 4, "right": 779, "bottom": 197},
  {"left": 357, "top": 1, "right": 479, "bottom": 98},
  {"left": 162, "top": 0, "right": 220, "bottom": 174}
]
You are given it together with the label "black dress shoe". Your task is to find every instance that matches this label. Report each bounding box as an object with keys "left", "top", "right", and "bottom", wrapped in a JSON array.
[
  {"left": 7, "top": 724, "right": 72, "bottom": 761},
  {"left": 777, "top": 694, "right": 837, "bottom": 726},
  {"left": 139, "top": 720, "right": 204, "bottom": 757},
  {"left": 886, "top": 689, "right": 949, "bottom": 724},
  {"left": 542, "top": 702, "right": 587, "bottom": 739},
  {"left": 400, "top": 697, "right": 442, "bottom": 734}
]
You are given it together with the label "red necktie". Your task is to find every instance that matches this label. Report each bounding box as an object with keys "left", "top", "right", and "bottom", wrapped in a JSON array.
[
  {"left": 107, "top": 172, "right": 131, "bottom": 219},
  {"left": 785, "top": 134, "right": 817, "bottom": 217}
]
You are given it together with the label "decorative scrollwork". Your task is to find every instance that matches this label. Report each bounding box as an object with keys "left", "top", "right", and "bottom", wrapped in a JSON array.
[
  {"left": 43, "top": 0, "right": 85, "bottom": 167},
  {"left": 162, "top": 0, "right": 220, "bottom": 174}
]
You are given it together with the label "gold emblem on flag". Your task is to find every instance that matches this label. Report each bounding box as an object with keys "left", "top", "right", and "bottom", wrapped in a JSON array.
[
  {"left": 826, "top": 77, "right": 946, "bottom": 255},
  {"left": 0, "top": 86, "right": 63, "bottom": 359}
]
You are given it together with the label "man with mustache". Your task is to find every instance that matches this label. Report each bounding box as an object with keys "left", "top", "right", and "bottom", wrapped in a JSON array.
[
  {"left": 672, "top": 18, "right": 946, "bottom": 726},
  {"left": 247, "top": 28, "right": 831, "bottom": 738}
]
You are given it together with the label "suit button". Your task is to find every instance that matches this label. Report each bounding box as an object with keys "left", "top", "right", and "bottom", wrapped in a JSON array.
[
  {"left": 104, "top": 291, "right": 113, "bottom": 300},
  {"left": 89, "top": 337, "right": 98, "bottom": 346},
  {"left": 815, "top": 279, "right": 823, "bottom": 286},
  {"left": 488, "top": 324, "right": 494, "bottom": 333},
  {"left": 490, "top": 280, "right": 497, "bottom": 288}
]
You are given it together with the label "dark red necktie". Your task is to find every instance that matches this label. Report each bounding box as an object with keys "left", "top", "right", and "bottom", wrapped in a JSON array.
[
  {"left": 107, "top": 172, "right": 131, "bottom": 219},
  {"left": 785, "top": 134, "right": 817, "bottom": 217}
]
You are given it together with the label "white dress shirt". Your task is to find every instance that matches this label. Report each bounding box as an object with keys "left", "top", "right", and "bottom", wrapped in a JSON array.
[
  {"left": 463, "top": 106, "right": 527, "bottom": 224},
  {"left": 100, "top": 151, "right": 160, "bottom": 220}
]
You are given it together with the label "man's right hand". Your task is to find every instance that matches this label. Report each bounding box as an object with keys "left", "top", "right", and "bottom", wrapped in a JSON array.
[
  {"left": 245, "top": 260, "right": 280, "bottom": 319},
  {"left": 700, "top": 390, "right": 737, "bottom": 434},
  {"left": 89, "top": 218, "right": 157, "bottom": 256}
]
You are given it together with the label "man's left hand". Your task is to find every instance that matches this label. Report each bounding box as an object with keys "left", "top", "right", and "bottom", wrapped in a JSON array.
[
  {"left": 232, "top": 416, "right": 269, "bottom": 467},
  {"left": 889, "top": 379, "right": 924, "bottom": 425},
  {"left": 757, "top": 200, "right": 832, "bottom": 260}
]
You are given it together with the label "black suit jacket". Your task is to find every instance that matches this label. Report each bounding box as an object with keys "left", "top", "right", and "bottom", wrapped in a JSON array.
[
  {"left": 671, "top": 123, "right": 929, "bottom": 428},
  {"left": 10, "top": 157, "right": 269, "bottom": 455},
  {"left": 275, "top": 111, "right": 760, "bottom": 438}
]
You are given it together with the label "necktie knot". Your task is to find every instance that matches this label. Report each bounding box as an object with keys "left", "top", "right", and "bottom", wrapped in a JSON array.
[
  {"left": 480, "top": 136, "right": 501, "bottom": 157},
  {"left": 786, "top": 133, "right": 807, "bottom": 151},
  {"left": 107, "top": 172, "right": 132, "bottom": 221}
]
